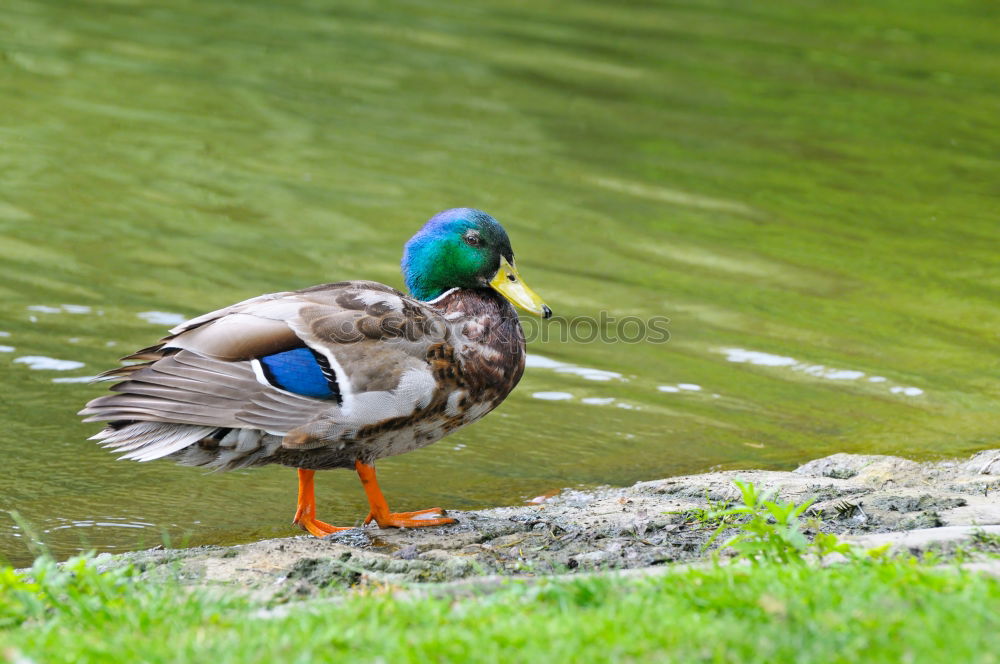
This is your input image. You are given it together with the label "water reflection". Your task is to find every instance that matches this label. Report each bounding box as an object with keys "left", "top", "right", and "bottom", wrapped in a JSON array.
[
  {"left": 531, "top": 391, "right": 573, "bottom": 401},
  {"left": 13, "top": 356, "right": 85, "bottom": 371},
  {"left": 137, "top": 311, "right": 187, "bottom": 326},
  {"left": 43, "top": 517, "right": 157, "bottom": 533},
  {"left": 719, "top": 348, "right": 924, "bottom": 397},
  {"left": 27, "top": 304, "right": 93, "bottom": 315},
  {"left": 525, "top": 353, "right": 623, "bottom": 382}
]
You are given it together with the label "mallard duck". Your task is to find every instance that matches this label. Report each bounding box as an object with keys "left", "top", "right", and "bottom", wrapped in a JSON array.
[{"left": 80, "top": 208, "right": 551, "bottom": 536}]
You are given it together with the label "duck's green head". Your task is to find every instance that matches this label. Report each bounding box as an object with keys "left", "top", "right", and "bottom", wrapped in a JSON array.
[{"left": 402, "top": 208, "right": 551, "bottom": 318}]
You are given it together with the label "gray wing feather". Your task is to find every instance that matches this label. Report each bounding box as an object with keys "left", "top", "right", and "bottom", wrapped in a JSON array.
[{"left": 81, "top": 350, "right": 326, "bottom": 433}]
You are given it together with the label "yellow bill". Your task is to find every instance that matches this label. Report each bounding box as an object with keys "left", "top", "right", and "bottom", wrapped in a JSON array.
[{"left": 490, "top": 257, "right": 552, "bottom": 318}]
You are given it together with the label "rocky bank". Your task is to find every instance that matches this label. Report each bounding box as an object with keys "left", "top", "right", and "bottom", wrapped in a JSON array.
[{"left": 98, "top": 450, "right": 1000, "bottom": 599}]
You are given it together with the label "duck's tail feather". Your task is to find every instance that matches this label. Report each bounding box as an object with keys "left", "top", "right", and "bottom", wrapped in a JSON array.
[
  {"left": 90, "top": 421, "right": 282, "bottom": 469},
  {"left": 91, "top": 421, "right": 217, "bottom": 462}
]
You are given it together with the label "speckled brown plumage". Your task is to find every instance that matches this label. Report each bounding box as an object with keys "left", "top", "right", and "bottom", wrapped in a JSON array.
[{"left": 81, "top": 281, "right": 526, "bottom": 472}]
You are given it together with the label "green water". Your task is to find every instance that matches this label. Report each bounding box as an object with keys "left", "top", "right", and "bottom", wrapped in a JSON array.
[{"left": 1, "top": 0, "right": 997, "bottom": 566}]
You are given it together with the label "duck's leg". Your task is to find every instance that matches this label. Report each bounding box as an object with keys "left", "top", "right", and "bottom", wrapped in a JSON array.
[
  {"left": 293, "top": 468, "right": 353, "bottom": 537},
  {"left": 355, "top": 460, "right": 456, "bottom": 528}
]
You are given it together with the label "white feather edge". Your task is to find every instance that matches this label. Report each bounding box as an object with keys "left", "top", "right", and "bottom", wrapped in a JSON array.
[
  {"left": 301, "top": 345, "right": 356, "bottom": 414},
  {"left": 249, "top": 358, "right": 314, "bottom": 436},
  {"left": 424, "top": 287, "right": 458, "bottom": 305}
]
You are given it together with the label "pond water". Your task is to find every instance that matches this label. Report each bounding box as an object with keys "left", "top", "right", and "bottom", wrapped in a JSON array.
[{"left": 1, "top": 0, "right": 997, "bottom": 566}]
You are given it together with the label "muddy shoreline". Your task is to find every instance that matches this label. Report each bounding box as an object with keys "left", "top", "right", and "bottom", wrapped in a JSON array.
[{"left": 95, "top": 450, "right": 1000, "bottom": 599}]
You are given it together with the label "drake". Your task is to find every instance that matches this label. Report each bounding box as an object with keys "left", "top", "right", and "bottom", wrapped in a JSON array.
[{"left": 80, "top": 208, "right": 551, "bottom": 536}]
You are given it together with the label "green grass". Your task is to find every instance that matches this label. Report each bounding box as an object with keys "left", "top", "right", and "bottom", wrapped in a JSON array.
[
  {"left": 2, "top": 553, "right": 999, "bottom": 663},
  {"left": 7, "top": 481, "right": 1000, "bottom": 662}
]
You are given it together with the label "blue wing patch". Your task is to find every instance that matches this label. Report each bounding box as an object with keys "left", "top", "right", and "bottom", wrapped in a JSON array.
[{"left": 258, "top": 347, "right": 342, "bottom": 402}]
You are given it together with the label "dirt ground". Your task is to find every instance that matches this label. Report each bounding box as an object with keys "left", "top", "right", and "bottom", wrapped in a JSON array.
[{"left": 99, "top": 449, "right": 1000, "bottom": 600}]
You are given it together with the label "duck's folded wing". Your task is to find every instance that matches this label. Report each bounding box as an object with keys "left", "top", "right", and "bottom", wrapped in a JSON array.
[
  {"left": 83, "top": 352, "right": 323, "bottom": 432},
  {"left": 80, "top": 281, "right": 457, "bottom": 460}
]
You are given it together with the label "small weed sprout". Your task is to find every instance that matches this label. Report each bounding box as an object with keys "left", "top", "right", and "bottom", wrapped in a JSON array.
[
  {"left": 670, "top": 491, "right": 735, "bottom": 528},
  {"left": 971, "top": 529, "right": 1000, "bottom": 548},
  {"left": 703, "top": 480, "right": 871, "bottom": 565}
]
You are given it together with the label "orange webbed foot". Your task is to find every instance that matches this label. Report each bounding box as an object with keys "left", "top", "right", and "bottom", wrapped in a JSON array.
[
  {"left": 292, "top": 501, "right": 353, "bottom": 537},
  {"left": 294, "top": 468, "right": 355, "bottom": 538},
  {"left": 355, "top": 460, "right": 457, "bottom": 529},
  {"left": 294, "top": 513, "right": 354, "bottom": 537},
  {"left": 364, "top": 507, "right": 456, "bottom": 529}
]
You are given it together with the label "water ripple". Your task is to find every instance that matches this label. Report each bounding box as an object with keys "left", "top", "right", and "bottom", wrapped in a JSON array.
[
  {"left": 14, "top": 356, "right": 86, "bottom": 371},
  {"left": 137, "top": 311, "right": 187, "bottom": 326},
  {"left": 525, "top": 353, "right": 623, "bottom": 381},
  {"left": 719, "top": 348, "right": 924, "bottom": 396}
]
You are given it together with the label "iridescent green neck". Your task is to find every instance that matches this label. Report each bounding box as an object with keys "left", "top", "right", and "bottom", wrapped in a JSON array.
[
  {"left": 401, "top": 208, "right": 513, "bottom": 302},
  {"left": 404, "top": 240, "right": 484, "bottom": 300}
]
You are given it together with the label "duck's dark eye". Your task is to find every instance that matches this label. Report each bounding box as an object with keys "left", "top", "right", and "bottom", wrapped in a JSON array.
[{"left": 463, "top": 230, "right": 482, "bottom": 247}]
